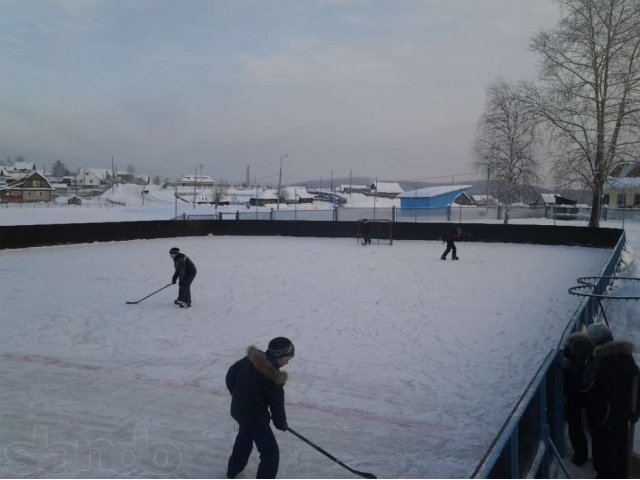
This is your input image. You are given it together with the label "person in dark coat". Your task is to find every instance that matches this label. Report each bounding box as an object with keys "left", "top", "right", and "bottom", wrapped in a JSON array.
[
  {"left": 226, "top": 337, "right": 295, "bottom": 479},
  {"left": 583, "top": 324, "right": 640, "bottom": 478},
  {"left": 169, "top": 247, "right": 197, "bottom": 307},
  {"left": 360, "top": 219, "right": 372, "bottom": 246},
  {"left": 562, "top": 331, "right": 594, "bottom": 466},
  {"left": 441, "top": 227, "right": 461, "bottom": 260}
]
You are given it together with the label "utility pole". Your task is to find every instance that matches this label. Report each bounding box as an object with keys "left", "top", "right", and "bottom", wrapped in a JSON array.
[
  {"left": 193, "top": 167, "right": 197, "bottom": 209},
  {"left": 277, "top": 153, "right": 288, "bottom": 210}
]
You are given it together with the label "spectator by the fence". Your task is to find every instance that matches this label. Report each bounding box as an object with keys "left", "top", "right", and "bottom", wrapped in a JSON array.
[
  {"left": 583, "top": 324, "right": 640, "bottom": 478},
  {"left": 563, "top": 332, "right": 594, "bottom": 466}
]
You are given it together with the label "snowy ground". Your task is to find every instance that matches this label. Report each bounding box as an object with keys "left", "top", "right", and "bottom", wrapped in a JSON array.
[{"left": 0, "top": 222, "right": 616, "bottom": 478}]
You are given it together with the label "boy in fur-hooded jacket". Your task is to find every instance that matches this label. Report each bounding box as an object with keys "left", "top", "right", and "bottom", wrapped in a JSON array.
[{"left": 226, "top": 337, "right": 294, "bottom": 479}]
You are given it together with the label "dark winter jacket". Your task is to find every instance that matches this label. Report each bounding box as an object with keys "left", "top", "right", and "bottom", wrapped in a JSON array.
[
  {"left": 446, "top": 228, "right": 461, "bottom": 244},
  {"left": 226, "top": 346, "right": 288, "bottom": 430},
  {"left": 172, "top": 253, "right": 197, "bottom": 284},
  {"left": 563, "top": 332, "right": 593, "bottom": 397},
  {"left": 583, "top": 340, "right": 640, "bottom": 428}
]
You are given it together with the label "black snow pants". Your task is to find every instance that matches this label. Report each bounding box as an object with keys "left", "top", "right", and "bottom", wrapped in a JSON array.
[
  {"left": 227, "top": 424, "right": 279, "bottom": 479},
  {"left": 178, "top": 272, "right": 196, "bottom": 305}
]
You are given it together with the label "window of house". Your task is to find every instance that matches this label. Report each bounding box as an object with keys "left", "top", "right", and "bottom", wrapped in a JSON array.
[
  {"left": 634, "top": 194, "right": 640, "bottom": 206},
  {"left": 603, "top": 194, "right": 610, "bottom": 205},
  {"left": 33, "top": 180, "right": 40, "bottom": 187},
  {"left": 617, "top": 194, "right": 626, "bottom": 207}
]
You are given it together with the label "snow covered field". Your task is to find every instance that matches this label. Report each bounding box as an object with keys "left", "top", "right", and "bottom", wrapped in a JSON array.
[{"left": 0, "top": 225, "right": 614, "bottom": 478}]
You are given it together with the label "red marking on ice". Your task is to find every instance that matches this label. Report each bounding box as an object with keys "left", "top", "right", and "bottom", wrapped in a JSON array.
[
  {"left": 2, "top": 352, "right": 423, "bottom": 429},
  {"left": 291, "top": 400, "right": 426, "bottom": 430},
  {"left": 1, "top": 353, "right": 102, "bottom": 371}
]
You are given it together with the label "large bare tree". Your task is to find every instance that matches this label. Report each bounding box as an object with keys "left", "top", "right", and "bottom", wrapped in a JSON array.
[
  {"left": 474, "top": 78, "right": 540, "bottom": 208},
  {"left": 527, "top": 0, "right": 640, "bottom": 227}
]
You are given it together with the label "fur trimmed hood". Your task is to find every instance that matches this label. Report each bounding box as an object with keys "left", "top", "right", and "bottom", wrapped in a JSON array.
[
  {"left": 593, "top": 340, "right": 634, "bottom": 359},
  {"left": 247, "top": 346, "right": 288, "bottom": 385}
]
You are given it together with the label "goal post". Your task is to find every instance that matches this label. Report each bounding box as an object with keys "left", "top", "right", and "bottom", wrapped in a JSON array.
[{"left": 355, "top": 219, "right": 393, "bottom": 245}]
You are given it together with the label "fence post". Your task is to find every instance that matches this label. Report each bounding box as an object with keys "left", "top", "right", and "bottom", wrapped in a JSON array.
[
  {"left": 392, "top": 205, "right": 396, "bottom": 222},
  {"left": 537, "top": 377, "right": 550, "bottom": 478},
  {"left": 236, "top": 210, "right": 239, "bottom": 220},
  {"left": 508, "top": 428, "right": 519, "bottom": 477},
  {"left": 270, "top": 208, "right": 274, "bottom": 221},
  {"left": 333, "top": 206, "right": 338, "bottom": 221},
  {"left": 551, "top": 351, "right": 565, "bottom": 457},
  {"left": 446, "top": 205, "right": 451, "bottom": 221}
]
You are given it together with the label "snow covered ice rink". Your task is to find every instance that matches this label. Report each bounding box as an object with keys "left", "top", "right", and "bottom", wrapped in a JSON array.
[{"left": 0, "top": 235, "right": 611, "bottom": 478}]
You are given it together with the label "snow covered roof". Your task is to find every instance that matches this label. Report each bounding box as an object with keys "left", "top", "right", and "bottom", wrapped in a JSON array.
[
  {"left": 398, "top": 185, "right": 472, "bottom": 198},
  {"left": 252, "top": 189, "right": 278, "bottom": 199},
  {"left": 606, "top": 177, "right": 640, "bottom": 188},
  {"left": 10, "top": 161, "right": 36, "bottom": 171},
  {"left": 471, "top": 194, "right": 495, "bottom": 201},
  {"left": 78, "top": 168, "right": 110, "bottom": 179},
  {"left": 180, "top": 175, "right": 214, "bottom": 183},
  {"left": 282, "top": 186, "right": 313, "bottom": 199},
  {"left": 373, "top": 182, "right": 404, "bottom": 194}
]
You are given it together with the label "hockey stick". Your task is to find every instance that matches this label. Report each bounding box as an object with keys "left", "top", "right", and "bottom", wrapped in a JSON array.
[
  {"left": 126, "top": 283, "right": 173, "bottom": 304},
  {"left": 287, "top": 427, "right": 376, "bottom": 479}
]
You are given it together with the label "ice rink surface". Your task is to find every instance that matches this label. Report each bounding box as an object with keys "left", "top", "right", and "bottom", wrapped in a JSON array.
[{"left": 0, "top": 234, "right": 612, "bottom": 478}]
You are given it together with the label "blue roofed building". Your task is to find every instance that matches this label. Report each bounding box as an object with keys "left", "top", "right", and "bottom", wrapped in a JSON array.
[{"left": 398, "top": 185, "right": 473, "bottom": 208}]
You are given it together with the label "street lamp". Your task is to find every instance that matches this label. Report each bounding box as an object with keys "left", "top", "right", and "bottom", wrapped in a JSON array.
[{"left": 277, "top": 153, "right": 289, "bottom": 211}]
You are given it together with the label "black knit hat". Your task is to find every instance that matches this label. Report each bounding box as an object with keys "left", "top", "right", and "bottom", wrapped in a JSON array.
[
  {"left": 586, "top": 323, "right": 613, "bottom": 346},
  {"left": 267, "top": 337, "right": 295, "bottom": 358},
  {"left": 169, "top": 247, "right": 180, "bottom": 254}
]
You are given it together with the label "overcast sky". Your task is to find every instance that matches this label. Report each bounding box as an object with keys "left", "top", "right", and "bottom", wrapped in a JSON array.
[{"left": 0, "top": 0, "right": 560, "bottom": 184}]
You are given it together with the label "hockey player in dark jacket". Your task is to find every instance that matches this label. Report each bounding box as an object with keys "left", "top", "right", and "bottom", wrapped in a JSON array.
[
  {"left": 169, "top": 247, "right": 197, "bottom": 307},
  {"left": 441, "top": 227, "right": 461, "bottom": 260},
  {"left": 583, "top": 325, "right": 640, "bottom": 478},
  {"left": 226, "top": 337, "right": 294, "bottom": 479}
]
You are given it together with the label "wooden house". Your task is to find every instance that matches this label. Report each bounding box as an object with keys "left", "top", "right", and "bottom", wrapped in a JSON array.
[{"left": 0, "top": 171, "right": 54, "bottom": 203}]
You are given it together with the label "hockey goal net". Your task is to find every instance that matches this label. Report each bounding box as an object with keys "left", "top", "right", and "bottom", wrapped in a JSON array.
[{"left": 356, "top": 219, "right": 393, "bottom": 245}]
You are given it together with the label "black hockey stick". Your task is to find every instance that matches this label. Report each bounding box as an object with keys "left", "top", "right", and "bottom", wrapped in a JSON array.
[
  {"left": 126, "top": 283, "right": 173, "bottom": 304},
  {"left": 287, "top": 427, "right": 376, "bottom": 479}
]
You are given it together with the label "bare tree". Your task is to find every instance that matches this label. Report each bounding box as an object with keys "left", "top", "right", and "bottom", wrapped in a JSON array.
[
  {"left": 51, "top": 160, "right": 69, "bottom": 177},
  {"left": 474, "top": 78, "right": 540, "bottom": 208},
  {"left": 526, "top": 0, "right": 640, "bottom": 227}
]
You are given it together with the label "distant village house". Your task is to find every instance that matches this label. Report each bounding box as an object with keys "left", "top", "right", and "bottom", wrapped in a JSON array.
[{"left": 0, "top": 171, "right": 54, "bottom": 203}]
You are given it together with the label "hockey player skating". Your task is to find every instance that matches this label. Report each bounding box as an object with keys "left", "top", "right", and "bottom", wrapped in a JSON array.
[
  {"left": 169, "top": 247, "right": 197, "bottom": 307},
  {"left": 360, "top": 219, "right": 372, "bottom": 246},
  {"left": 441, "top": 227, "right": 461, "bottom": 260},
  {"left": 226, "top": 337, "right": 295, "bottom": 479}
]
